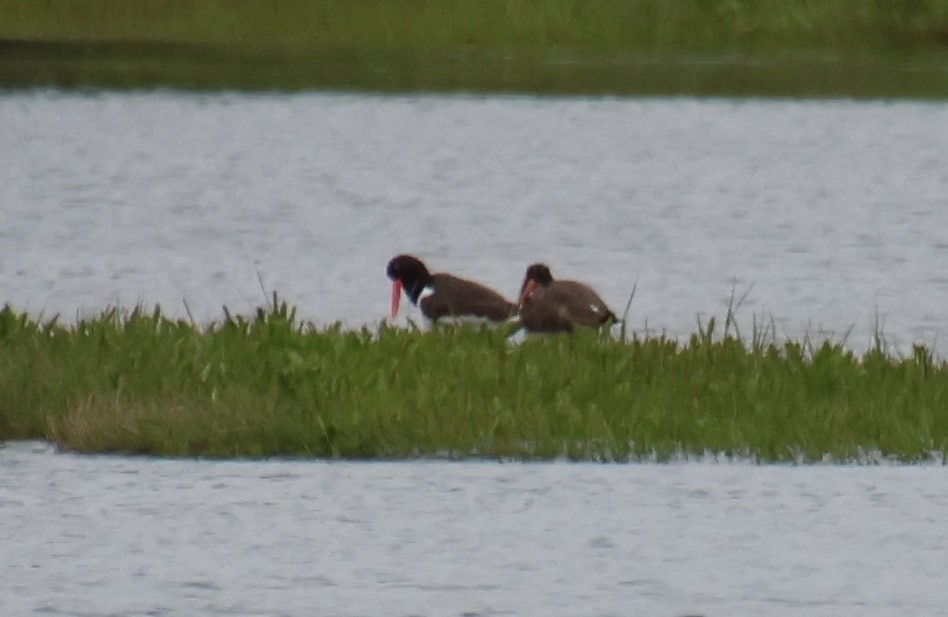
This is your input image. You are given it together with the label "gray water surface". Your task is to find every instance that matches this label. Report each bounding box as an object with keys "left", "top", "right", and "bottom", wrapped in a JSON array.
[
  {"left": 2, "top": 91, "right": 948, "bottom": 351},
  {"left": 4, "top": 93, "right": 948, "bottom": 617},
  {"left": 2, "top": 441, "right": 947, "bottom": 617}
]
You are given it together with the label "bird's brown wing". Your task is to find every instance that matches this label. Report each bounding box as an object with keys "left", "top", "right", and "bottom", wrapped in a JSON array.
[
  {"left": 518, "top": 290, "right": 576, "bottom": 333},
  {"left": 422, "top": 273, "right": 516, "bottom": 322},
  {"left": 539, "top": 281, "right": 616, "bottom": 328}
]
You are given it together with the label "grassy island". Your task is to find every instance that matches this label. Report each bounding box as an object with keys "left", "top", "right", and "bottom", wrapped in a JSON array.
[
  {"left": 1, "top": 0, "right": 947, "bottom": 96},
  {"left": 1, "top": 298, "right": 946, "bottom": 462}
]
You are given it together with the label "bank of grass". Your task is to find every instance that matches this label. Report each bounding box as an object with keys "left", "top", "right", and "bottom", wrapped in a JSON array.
[
  {"left": 1, "top": 298, "right": 947, "bottom": 462},
  {"left": 1, "top": 0, "right": 947, "bottom": 96}
]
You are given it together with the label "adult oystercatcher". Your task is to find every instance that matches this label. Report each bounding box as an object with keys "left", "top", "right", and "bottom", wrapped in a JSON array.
[
  {"left": 387, "top": 254, "right": 516, "bottom": 325},
  {"left": 517, "top": 263, "right": 617, "bottom": 333}
]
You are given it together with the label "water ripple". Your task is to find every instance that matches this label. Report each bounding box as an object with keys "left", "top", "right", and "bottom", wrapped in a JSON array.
[{"left": 1, "top": 93, "right": 947, "bottom": 355}]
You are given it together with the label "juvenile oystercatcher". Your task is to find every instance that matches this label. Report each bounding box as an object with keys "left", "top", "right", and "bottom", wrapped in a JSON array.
[
  {"left": 517, "top": 263, "right": 617, "bottom": 333},
  {"left": 387, "top": 254, "right": 516, "bottom": 326}
]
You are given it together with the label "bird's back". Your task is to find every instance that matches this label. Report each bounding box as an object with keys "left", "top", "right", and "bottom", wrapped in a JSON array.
[
  {"left": 536, "top": 280, "right": 615, "bottom": 328},
  {"left": 421, "top": 273, "right": 516, "bottom": 322}
]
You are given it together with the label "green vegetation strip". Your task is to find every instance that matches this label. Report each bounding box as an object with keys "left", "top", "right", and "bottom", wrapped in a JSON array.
[
  {"left": 1, "top": 0, "right": 947, "bottom": 96},
  {"left": 1, "top": 299, "right": 947, "bottom": 462}
]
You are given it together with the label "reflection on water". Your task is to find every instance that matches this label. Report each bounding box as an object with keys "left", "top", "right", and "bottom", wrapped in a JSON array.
[
  {"left": 1, "top": 91, "right": 947, "bottom": 353},
  {"left": 5, "top": 41, "right": 947, "bottom": 98},
  {"left": 1, "top": 441, "right": 946, "bottom": 617}
]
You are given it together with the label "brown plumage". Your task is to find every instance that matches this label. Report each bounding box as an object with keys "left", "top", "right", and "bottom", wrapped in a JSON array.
[
  {"left": 387, "top": 254, "right": 516, "bottom": 324},
  {"left": 517, "top": 263, "right": 616, "bottom": 333}
]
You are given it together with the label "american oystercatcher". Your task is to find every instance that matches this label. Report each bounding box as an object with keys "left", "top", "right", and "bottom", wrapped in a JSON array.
[
  {"left": 517, "top": 263, "right": 617, "bottom": 333},
  {"left": 387, "top": 254, "right": 516, "bottom": 326}
]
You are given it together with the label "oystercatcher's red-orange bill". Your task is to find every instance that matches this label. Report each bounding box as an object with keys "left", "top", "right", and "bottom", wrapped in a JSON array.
[
  {"left": 391, "top": 280, "right": 403, "bottom": 318},
  {"left": 519, "top": 279, "right": 538, "bottom": 305}
]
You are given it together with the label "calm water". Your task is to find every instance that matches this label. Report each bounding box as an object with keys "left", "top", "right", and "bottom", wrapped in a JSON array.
[
  {"left": 4, "top": 92, "right": 948, "bottom": 616},
  {"left": 1, "top": 441, "right": 946, "bottom": 617},
  {"left": 2, "top": 91, "right": 948, "bottom": 352}
]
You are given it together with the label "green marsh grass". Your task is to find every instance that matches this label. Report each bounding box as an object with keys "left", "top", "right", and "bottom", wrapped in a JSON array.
[
  {"left": 1, "top": 298, "right": 947, "bottom": 462},
  {"left": 1, "top": 0, "right": 947, "bottom": 96}
]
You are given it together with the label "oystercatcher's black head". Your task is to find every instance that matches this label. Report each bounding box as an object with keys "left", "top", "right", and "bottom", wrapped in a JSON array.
[
  {"left": 386, "top": 254, "right": 433, "bottom": 316},
  {"left": 524, "top": 263, "right": 554, "bottom": 286},
  {"left": 519, "top": 263, "right": 554, "bottom": 304},
  {"left": 387, "top": 254, "right": 432, "bottom": 286}
]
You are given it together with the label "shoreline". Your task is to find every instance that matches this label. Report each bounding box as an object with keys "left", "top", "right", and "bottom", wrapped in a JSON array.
[
  {"left": 2, "top": 0, "right": 947, "bottom": 97},
  {"left": 2, "top": 301, "right": 946, "bottom": 462}
]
